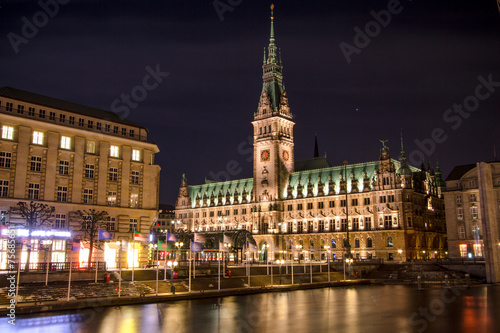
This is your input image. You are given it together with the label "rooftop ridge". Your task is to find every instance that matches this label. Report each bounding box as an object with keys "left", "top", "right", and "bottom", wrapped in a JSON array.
[
  {"left": 187, "top": 177, "right": 253, "bottom": 189},
  {"left": 0, "top": 86, "right": 144, "bottom": 129}
]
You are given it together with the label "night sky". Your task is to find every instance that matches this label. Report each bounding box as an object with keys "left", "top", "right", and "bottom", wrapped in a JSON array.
[{"left": 1, "top": 0, "right": 499, "bottom": 204}]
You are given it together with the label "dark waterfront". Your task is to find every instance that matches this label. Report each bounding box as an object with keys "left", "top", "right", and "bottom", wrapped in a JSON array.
[{"left": 1, "top": 284, "right": 498, "bottom": 333}]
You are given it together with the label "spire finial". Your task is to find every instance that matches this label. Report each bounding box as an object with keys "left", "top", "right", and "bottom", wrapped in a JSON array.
[
  {"left": 270, "top": 4, "right": 275, "bottom": 44},
  {"left": 400, "top": 129, "right": 404, "bottom": 151}
]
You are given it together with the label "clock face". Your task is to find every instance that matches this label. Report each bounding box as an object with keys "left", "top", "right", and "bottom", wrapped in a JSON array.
[
  {"left": 260, "top": 149, "right": 270, "bottom": 162},
  {"left": 282, "top": 150, "right": 289, "bottom": 161}
]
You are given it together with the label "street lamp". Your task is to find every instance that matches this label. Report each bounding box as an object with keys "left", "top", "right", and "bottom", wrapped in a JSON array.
[
  {"left": 278, "top": 222, "right": 284, "bottom": 260},
  {"left": 346, "top": 258, "right": 353, "bottom": 279},
  {"left": 223, "top": 242, "right": 231, "bottom": 274},
  {"left": 40, "top": 239, "right": 53, "bottom": 286},
  {"left": 295, "top": 244, "right": 302, "bottom": 264},
  {"left": 167, "top": 260, "right": 178, "bottom": 294},
  {"left": 325, "top": 245, "right": 331, "bottom": 282},
  {"left": 175, "top": 242, "right": 184, "bottom": 262},
  {"left": 398, "top": 249, "right": 403, "bottom": 262}
]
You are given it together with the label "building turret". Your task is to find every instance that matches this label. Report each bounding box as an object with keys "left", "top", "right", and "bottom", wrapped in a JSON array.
[{"left": 397, "top": 131, "right": 413, "bottom": 188}]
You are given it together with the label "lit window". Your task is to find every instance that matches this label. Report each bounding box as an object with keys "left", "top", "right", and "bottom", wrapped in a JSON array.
[
  {"left": 130, "top": 193, "right": 138, "bottom": 208},
  {"left": 387, "top": 236, "right": 393, "bottom": 247},
  {"left": 471, "top": 206, "right": 478, "bottom": 220},
  {"left": 459, "top": 244, "right": 467, "bottom": 258},
  {"left": 110, "top": 145, "right": 120, "bottom": 158},
  {"left": 32, "top": 131, "right": 44, "bottom": 145},
  {"left": 107, "top": 191, "right": 117, "bottom": 206},
  {"left": 132, "top": 149, "right": 141, "bottom": 161},
  {"left": 473, "top": 243, "right": 483, "bottom": 257},
  {"left": 2, "top": 126, "right": 14, "bottom": 140},
  {"left": 61, "top": 136, "right": 71, "bottom": 149},
  {"left": 86, "top": 141, "right": 96, "bottom": 154}
]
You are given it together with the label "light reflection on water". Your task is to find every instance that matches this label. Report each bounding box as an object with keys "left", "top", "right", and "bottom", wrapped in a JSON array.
[{"left": 2, "top": 284, "right": 498, "bottom": 333}]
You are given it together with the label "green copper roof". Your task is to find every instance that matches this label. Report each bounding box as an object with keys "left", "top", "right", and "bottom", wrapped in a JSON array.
[
  {"left": 188, "top": 178, "right": 253, "bottom": 208},
  {"left": 286, "top": 159, "right": 420, "bottom": 198}
]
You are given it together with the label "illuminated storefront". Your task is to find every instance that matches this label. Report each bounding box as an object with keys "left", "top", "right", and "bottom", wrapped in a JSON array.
[
  {"left": 127, "top": 242, "right": 141, "bottom": 268},
  {"left": 104, "top": 242, "right": 119, "bottom": 269},
  {"left": 0, "top": 239, "right": 8, "bottom": 270},
  {"left": 0, "top": 228, "right": 71, "bottom": 269},
  {"left": 459, "top": 244, "right": 467, "bottom": 258},
  {"left": 473, "top": 243, "right": 483, "bottom": 257}
]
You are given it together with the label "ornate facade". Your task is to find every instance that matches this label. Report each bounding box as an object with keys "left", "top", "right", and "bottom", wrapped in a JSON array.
[{"left": 175, "top": 11, "right": 446, "bottom": 261}]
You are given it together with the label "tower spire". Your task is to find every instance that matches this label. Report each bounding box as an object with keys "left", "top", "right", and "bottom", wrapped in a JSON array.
[
  {"left": 267, "top": 4, "right": 277, "bottom": 64},
  {"left": 400, "top": 129, "right": 405, "bottom": 156},
  {"left": 314, "top": 133, "right": 319, "bottom": 158},
  {"left": 270, "top": 4, "right": 275, "bottom": 44},
  {"left": 256, "top": 4, "right": 289, "bottom": 119}
]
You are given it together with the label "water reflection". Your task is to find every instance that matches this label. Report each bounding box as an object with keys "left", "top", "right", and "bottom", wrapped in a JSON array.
[{"left": 2, "top": 285, "right": 498, "bottom": 333}]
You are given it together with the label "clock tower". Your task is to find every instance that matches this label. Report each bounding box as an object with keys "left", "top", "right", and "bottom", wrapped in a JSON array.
[{"left": 252, "top": 5, "right": 294, "bottom": 211}]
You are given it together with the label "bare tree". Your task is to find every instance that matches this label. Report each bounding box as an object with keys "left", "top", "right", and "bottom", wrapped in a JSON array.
[
  {"left": 10, "top": 201, "right": 55, "bottom": 272},
  {"left": 76, "top": 209, "right": 108, "bottom": 268}
]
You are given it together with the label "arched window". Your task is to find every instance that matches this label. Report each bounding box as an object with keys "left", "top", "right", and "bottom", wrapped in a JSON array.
[
  {"left": 387, "top": 236, "right": 393, "bottom": 247},
  {"left": 354, "top": 238, "right": 360, "bottom": 248},
  {"left": 331, "top": 240, "right": 336, "bottom": 248},
  {"left": 367, "top": 237, "right": 373, "bottom": 248}
]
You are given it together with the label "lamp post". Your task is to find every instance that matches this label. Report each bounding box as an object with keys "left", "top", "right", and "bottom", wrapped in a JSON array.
[
  {"left": 223, "top": 242, "right": 231, "bottom": 275},
  {"left": 325, "top": 245, "right": 331, "bottom": 282},
  {"left": 153, "top": 243, "right": 159, "bottom": 296},
  {"left": 309, "top": 250, "right": 313, "bottom": 284},
  {"left": 264, "top": 244, "right": 270, "bottom": 275},
  {"left": 295, "top": 244, "right": 303, "bottom": 273},
  {"left": 346, "top": 258, "right": 353, "bottom": 279},
  {"left": 175, "top": 242, "right": 183, "bottom": 262},
  {"left": 398, "top": 249, "right": 403, "bottom": 262},
  {"left": 167, "top": 260, "right": 178, "bottom": 294},
  {"left": 40, "top": 239, "right": 53, "bottom": 286},
  {"left": 278, "top": 222, "right": 284, "bottom": 260}
]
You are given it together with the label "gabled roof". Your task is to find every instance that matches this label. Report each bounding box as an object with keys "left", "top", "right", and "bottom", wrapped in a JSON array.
[
  {"left": 188, "top": 178, "right": 253, "bottom": 208},
  {"left": 286, "top": 159, "right": 420, "bottom": 197},
  {"left": 0, "top": 86, "right": 144, "bottom": 129},
  {"left": 295, "top": 156, "right": 332, "bottom": 172},
  {"left": 445, "top": 164, "right": 476, "bottom": 181}
]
